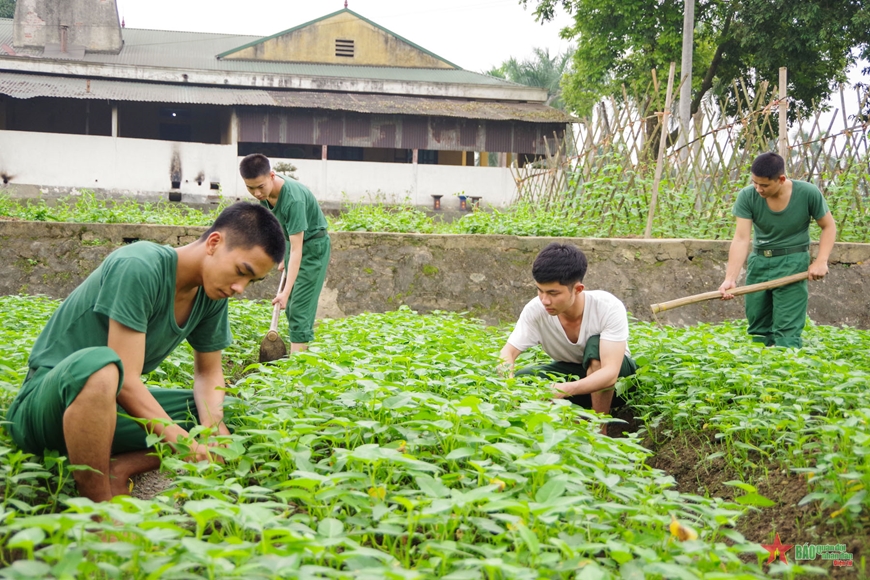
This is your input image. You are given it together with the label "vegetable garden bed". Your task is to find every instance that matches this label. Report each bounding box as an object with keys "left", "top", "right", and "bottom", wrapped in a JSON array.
[
  {"left": 3, "top": 190, "right": 869, "bottom": 243},
  {"left": 0, "top": 296, "right": 867, "bottom": 578}
]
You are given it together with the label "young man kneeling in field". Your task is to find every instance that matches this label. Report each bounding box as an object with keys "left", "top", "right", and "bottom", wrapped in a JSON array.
[
  {"left": 499, "top": 243, "right": 637, "bottom": 432},
  {"left": 5, "top": 203, "right": 285, "bottom": 502}
]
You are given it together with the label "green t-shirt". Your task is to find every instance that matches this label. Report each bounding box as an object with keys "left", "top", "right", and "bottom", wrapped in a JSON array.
[
  {"left": 732, "top": 180, "right": 829, "bottom": 250},
  {"left": 27, "top": 242, "right": 232, "bottom": 374},
  {"left": 261, "top": 178, "right": 328, "bottom": 251}
]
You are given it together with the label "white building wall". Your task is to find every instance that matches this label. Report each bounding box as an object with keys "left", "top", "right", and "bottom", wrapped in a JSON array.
[
  {"left": 416, "top": 164, "right": 515, "bottom": 208},
  {"left": 231, "top": 157, "right": 518, "bottom": 208},
  {"left": 0, "top": 130, "right": 518, "bottom": 207},
  {"left": 0, "top": 130, "right": 237, "bottom": 200}
]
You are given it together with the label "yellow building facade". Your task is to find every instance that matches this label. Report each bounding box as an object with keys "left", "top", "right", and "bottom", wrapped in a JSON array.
[{"left": 220, "top": 10, "right": 456, "bottom": 69}]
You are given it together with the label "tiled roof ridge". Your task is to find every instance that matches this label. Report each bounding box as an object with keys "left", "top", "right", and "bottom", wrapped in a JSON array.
[
  {"left": 0, "top": 18, "right": 258, "bottom": 40},
  {"left": 119, "top": 27, "right": 257, "bottom": 39}
]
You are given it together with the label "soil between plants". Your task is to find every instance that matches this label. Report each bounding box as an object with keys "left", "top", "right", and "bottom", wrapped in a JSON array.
[
  {"left": 130, "top": 470, "right": 175, "bottom": 500},
  {"left": 646, "top": 431, "right": 868, "bottom": 578},
  {"left": 607, "top": 407, "right": 866, "bottom": 577}
]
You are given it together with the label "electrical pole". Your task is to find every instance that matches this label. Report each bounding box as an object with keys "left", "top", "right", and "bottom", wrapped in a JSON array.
[{"left": 678, "top": 0, "right": 695, "bottom": 160}]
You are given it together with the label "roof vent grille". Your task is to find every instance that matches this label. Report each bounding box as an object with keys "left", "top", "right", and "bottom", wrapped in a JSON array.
[{"left": 335, "top": 39, "right": 354, "bottom": 58}]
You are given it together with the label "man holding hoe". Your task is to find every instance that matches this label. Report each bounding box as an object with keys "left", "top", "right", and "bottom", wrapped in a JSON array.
[
  {"left": 239, "top": 154, "right": 330, "bottom": 353},
  {"left": 719, "top": 152, "right": 836, "bottom": 348},
  {"left": 499, "top": 243, "right": 637, "bottom": 431},
  {"left": 5, "top": 203, "right": 286, "bottom": 502}
]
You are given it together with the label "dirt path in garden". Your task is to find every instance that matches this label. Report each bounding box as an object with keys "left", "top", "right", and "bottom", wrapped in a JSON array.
[
  {"left": 130, "top": 470, "right": 175, "bottom": 500},
  {"left": 605, "top": 410, "right": 865, "bottom": 577},
  {"left": 605, "top": 405, "right": 643, "bottom": 438},
  {"left": 647, "top": 432, "right": 867, "bottom": 578}
]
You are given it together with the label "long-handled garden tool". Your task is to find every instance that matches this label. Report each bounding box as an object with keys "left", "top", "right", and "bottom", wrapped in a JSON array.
[
  {"left": 258, "top": 269, "right": 287, "bottom": 362},
  {"left": 650, "top": 272, "right": 809, "bottom": 314}
]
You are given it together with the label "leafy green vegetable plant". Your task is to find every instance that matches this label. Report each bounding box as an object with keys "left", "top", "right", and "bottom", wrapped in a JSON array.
[{"left": 0, "top": 296, "right": 866, "bottom": 578}]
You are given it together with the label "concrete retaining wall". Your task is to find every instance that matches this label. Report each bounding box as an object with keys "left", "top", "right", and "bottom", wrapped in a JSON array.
[{"left": 2, "top": 220, "right": 869, "bottom": 329}]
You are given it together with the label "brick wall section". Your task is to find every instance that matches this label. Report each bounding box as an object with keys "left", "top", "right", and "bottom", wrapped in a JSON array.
[{"left": 2, "top": 221, "right": 869, "bottom": 329}]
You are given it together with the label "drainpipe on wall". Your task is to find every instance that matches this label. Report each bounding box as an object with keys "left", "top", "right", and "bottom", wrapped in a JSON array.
[
  {"left": 320, "top": 145, "right": 328, "bottom": 202},
  {"left": 412, "top": 148, "right": 419, "bottom": 205},
  {"left": 229, "top": 110, "right": 239, "bottom": 146}
]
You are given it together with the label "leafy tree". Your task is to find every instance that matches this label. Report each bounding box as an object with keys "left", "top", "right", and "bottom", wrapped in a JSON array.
[
  {"left": 486, "top": 47, "right": 574, "bottom": 110},
  {"left": 0, "top": 0, "right": 15, "bottom": 19},
  {"left": 521, "top": 0, "right": 870, "bottom": 125}
]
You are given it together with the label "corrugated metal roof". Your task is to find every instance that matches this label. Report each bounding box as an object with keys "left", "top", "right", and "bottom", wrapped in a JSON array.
[
  {"left": 0, "top": 19, "right": 13, "bottom": 50},
  {"left": 402, "top": 117, "right": 428, "bottom": 150},
  {"left": 0, "top": 72, "right": 575, "bottom": 123},
  {"left": 0, "top": 19, "right": 515, "bottom": 87},
  {"left": 267, "top": 90, "right": 574, "bottom": 122},
  {"left": 0, "top": 72, "right": 275, "bottom": 105}
]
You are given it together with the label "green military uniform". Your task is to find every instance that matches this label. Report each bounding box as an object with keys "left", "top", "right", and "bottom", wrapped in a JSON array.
[
  {"left": 5, "top": 242, "right": 232, "bottom": 455},
  {"left": 733, "top": 180, "right": 829, "bottom": 348},
  {"left": 262, "top": 178, "right": 330, "bottom": 343}
]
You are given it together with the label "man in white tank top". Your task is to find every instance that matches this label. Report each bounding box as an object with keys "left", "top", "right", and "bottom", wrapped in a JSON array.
[{"left": 499, "top": 244, "right": 637, "bottom": 426}]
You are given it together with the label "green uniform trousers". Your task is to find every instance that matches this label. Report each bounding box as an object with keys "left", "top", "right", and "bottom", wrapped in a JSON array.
[
  {"left": 744, "top": 251, "right": 810, "bottom": 348},
  {"left": 6, "top": 346, "right": 201, "bottom": 456},
  {"left": 515, "top": 335, "right": 638, "bottom": 409},
  {"left": 286, "top": 234, "right": 330, "bottom": 344}
]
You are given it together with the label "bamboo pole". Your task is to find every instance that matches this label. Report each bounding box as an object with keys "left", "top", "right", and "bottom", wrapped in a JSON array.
[
  {"left": 651, "top": 272, "right": 808, "bottom": 314},
  {"left": 644, "top": 62, "right": 676, "bottom": 239}
]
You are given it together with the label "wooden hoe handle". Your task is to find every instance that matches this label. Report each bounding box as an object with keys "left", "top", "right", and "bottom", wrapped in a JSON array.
[
  {"left": 650, "top": 272, "right": 810, "bottom": 314},
  {"left": 269, "top": 269, "right": 287, "bottom": 332}
]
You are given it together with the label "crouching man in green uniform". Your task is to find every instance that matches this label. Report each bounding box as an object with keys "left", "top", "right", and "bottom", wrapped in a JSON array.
[
  {"left": 239, "top": 154, "right": 330, "bottom": 353},
  {"left": 5, "top": 203, "right": 285, "bottom": 502},
  {"left": 719, "top": 152, "right": 836, "bottom": 348},
  {"left": 499, "top": 243, "right": 638, "bottom": 433}
]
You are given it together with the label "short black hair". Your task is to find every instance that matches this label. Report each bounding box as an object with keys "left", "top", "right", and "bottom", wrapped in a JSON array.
[
  {"left": 200, "top": 202, "right": 285, "bottom": 263},
  {"left": 750, "top": 152, "right": 785, "bottom": 179},
  {"left": 532, "top": 243, "right": 588, "bottom": 286},
  {"left": 239, "top": 153, "right": 272, "bottom": 180}
]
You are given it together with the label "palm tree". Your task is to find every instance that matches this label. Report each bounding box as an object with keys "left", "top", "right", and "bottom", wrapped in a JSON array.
[{"left": 486, "top": 47, "right": 574, "bottom": 110}]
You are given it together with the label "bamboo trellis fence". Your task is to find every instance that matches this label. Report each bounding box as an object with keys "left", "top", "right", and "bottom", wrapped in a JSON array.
[{"left": 511, "top": 73, "right": 870, "bottom": 240}]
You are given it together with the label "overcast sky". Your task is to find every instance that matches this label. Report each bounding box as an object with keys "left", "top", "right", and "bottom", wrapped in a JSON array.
[{"left": 114, "top": 0, "right": 575, "bottom": 73}]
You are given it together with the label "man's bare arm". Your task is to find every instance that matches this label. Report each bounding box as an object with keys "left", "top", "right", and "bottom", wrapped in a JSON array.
[
  {"left": 274, "top": 231, "right": 304, "bottom": 310},
  {"left": 192, "top": 349, "right": 230, "bottom": 436},
  {"left": 809, "top": 212, "right": 836, "bottom": 280},
  {"left": 719, "top": 217, "right": 753, "bottom": 299},
  {"left": 498, "top": 343, "right": 521, "bottom": 377},
  {"left": 551, "top": 339, "right": 625, "bottom": 398},
  {"left": 109, "top": 319, "right": 212, "bottom": 461}
]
